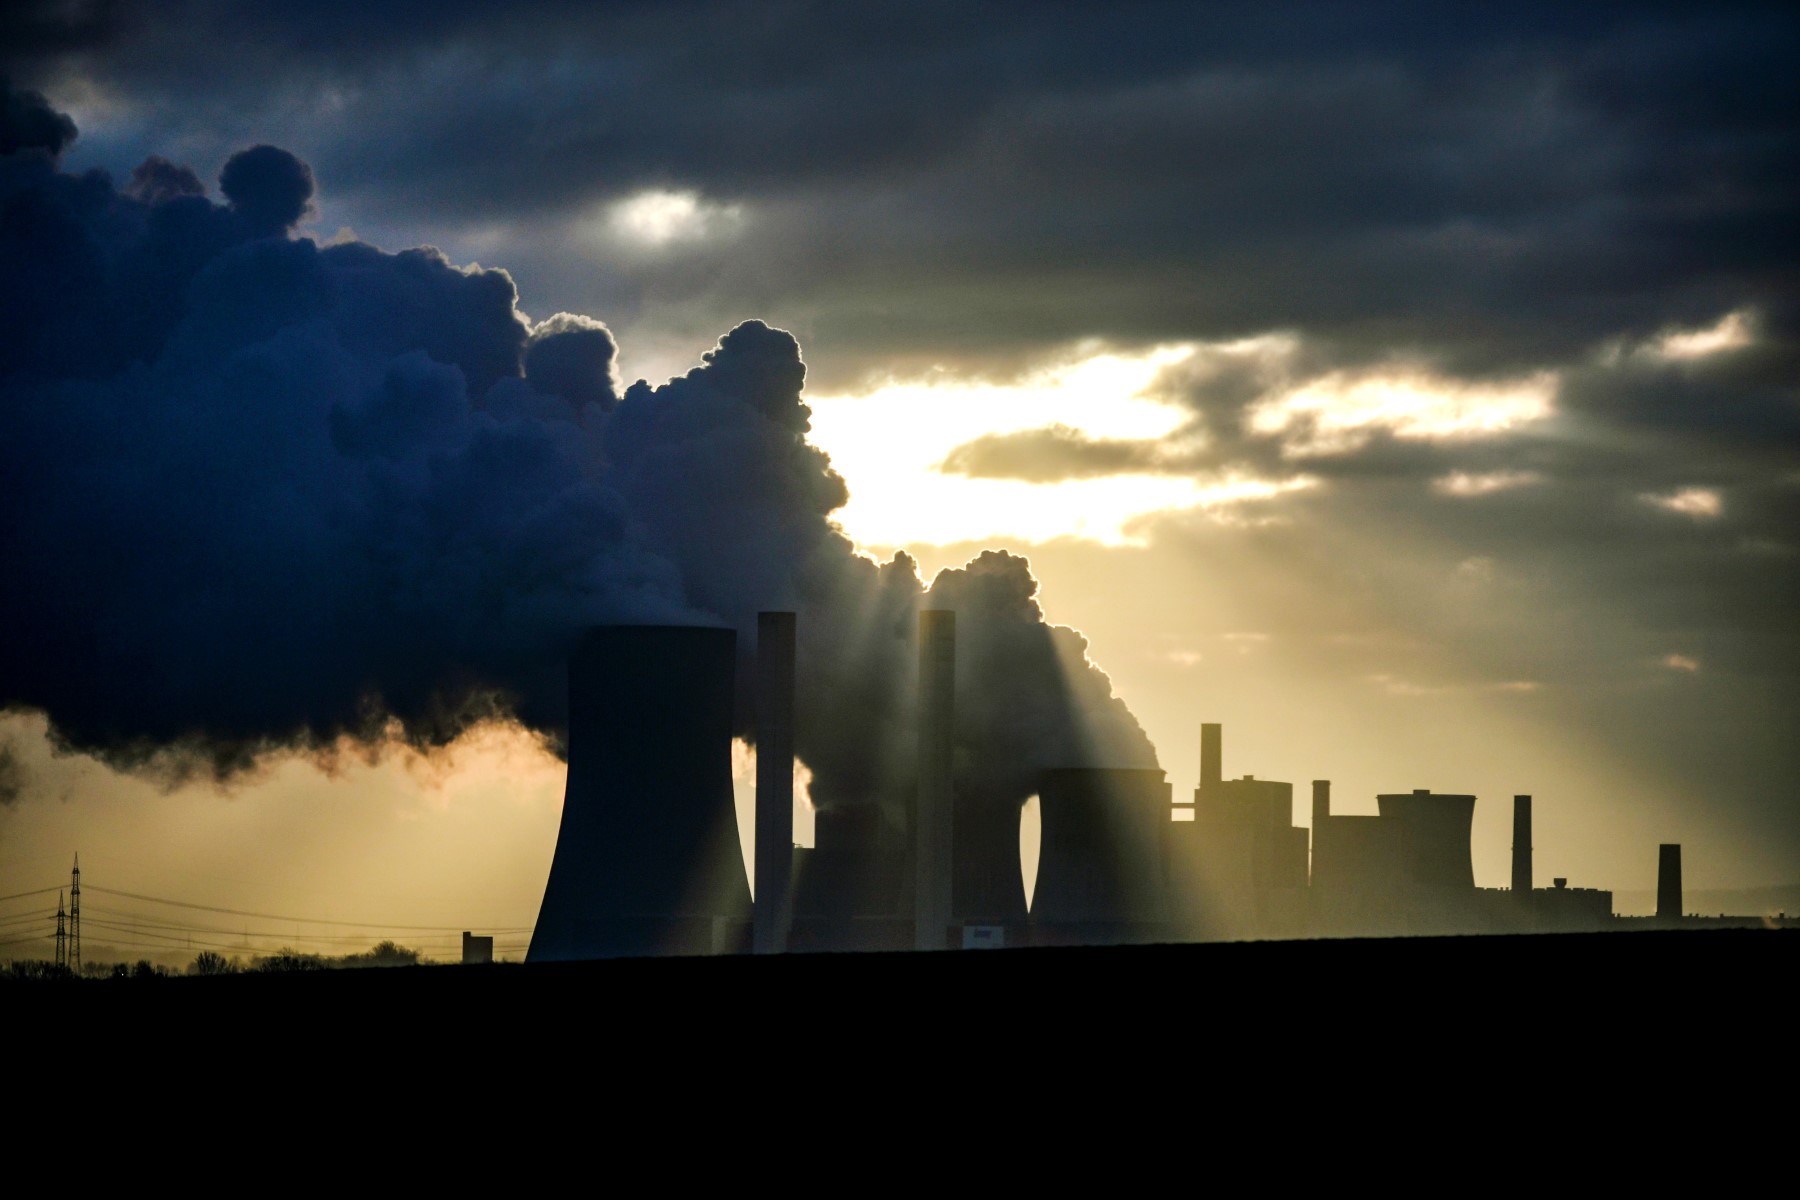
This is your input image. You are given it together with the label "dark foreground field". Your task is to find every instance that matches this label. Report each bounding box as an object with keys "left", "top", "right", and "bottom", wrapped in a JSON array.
[
  {"left": 12, "top": 931, "right": 1782, "bottom": 1153},
  {"left": 10, "top": 928, "right": 1787, "bottom": 1034}
]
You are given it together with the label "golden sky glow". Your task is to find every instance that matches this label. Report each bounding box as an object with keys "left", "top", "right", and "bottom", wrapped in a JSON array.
[
  {"left": 1643, "top": 487, "right": 1724, "bottom": 518},
  {"left": 1652, "top": 309, "right": 1754, "bottom": 360},
  {"left": 808, "top": 343, "right": 1313, "bottom": 547},
  {"left": 1250, "top": 368, "right": 1557, "bottom": 455}
]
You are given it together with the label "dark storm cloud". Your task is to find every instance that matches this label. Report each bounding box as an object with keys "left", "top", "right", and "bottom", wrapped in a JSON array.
[
  {"left": 0, "top": 77, "right": 76, "bottom": 156},
  {"left": 4, "top": 3, "right": 1793, "bottom": 388},
  {"left": 0, "top": 89, "right": 1152, "bottom": 835}
]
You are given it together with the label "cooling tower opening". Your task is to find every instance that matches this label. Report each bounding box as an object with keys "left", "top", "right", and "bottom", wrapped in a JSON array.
[{"left": 1020, "top": 794, "right": 1042, "bottom": 912}]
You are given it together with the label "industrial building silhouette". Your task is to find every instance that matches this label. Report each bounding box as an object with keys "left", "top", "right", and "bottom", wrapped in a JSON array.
[{"left": 527, "top": 617, "right": 1769, "bottom": 961}]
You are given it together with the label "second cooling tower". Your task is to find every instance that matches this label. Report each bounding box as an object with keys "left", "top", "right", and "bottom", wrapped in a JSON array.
[
  {"left": 1375, "top": 789, "right": 1477, "bottom": 890},
  {"left": 1032, "top": 767, "right": 1171, "bottom": 943},
  {"left": 528, "top": 625, "right": 751, "bottom": 961}
]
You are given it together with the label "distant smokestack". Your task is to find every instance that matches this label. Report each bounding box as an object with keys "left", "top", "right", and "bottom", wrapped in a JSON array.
[
  {"left": 1309, "top": 781, "right": 1329, "bottom": 888},
  {"left": 1657, "top": 844, "right": 1683, "bottom": 920},
  {"left": 1512, "top": 795, "right": 1532, "bottom": 896},
  {"left": 1200, "top": 723, "right": 1222, "bottom": 796},
  {"left": 915, "top": 611, "right": 955, "bottom": 950},
  {"left": 754, "top": 611, "right": 796, "bottom": 954}
]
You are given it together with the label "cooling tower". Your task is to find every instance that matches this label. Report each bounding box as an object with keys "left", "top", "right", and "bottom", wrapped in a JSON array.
[
  {"left": 753, "top": 611, "right": 796, "bottom": 954},
  {"left": 528, "top": 625, "right": 751, "bottom": 961},
  {"left": 1375, "top": 789, "right": 1477, "bottom": 890},
  {"left": 1033, "top": 768, "right": 1171, "bottom": 937}
]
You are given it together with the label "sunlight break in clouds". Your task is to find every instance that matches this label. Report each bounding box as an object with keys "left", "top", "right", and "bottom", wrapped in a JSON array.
[
  {"left": 1643, "top": 487, "right": 1724, "bottom": 519},
  {"left": 1250, "top": 369, "right": 1556, "bottom": 456},
  {"left": 1434, "top": 469, "right": 1544, "bottom": 497},
  {"left": 1653, "top": 310, "right": 1754, "bottom": 360},
  {"left": 605, "top": 189, "right": 743, "bottom": 246},
  {"left": 808, "top": 343, "right": 1309, "bottom": 548}
]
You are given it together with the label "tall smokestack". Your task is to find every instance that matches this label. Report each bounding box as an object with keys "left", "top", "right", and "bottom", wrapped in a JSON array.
[
  {"left": 754, "top": 611, "right": 796, "bottom": 954},
  {"left": 1657, "top": 844, "right": 1683, "bottom": 920},
  {"left": 916, "top": 611, "right": 955, "bottom": 950},
  {"left": 1200, "top": 723, "right": 1222, "bottom": 796},
  {"left": 1512, "top": 795, "right": 1532, "bottom": 896},
  {"left": 1309, "top": 780, "right": 1330, "bottom": 887}
]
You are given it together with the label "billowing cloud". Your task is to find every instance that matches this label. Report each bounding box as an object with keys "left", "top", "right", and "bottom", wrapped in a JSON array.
[{"left": 0, "top": 90, "right": 1154, "bottom": 849}]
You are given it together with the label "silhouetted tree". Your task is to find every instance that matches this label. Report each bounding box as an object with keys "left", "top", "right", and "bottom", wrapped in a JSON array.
[
  {"left": 341, "top": 941, "right": 423, "bottom": 968},
  {"left": 189, "top": 951, "right": 238, "bottom": 976},
  {"left": 252, "top": 949, "right": 328, "bottom": 972}
]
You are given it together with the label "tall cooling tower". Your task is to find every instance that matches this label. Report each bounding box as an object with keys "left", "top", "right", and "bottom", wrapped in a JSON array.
[{"left": 528, "top": 626, "right": 751, "bottom": 961}]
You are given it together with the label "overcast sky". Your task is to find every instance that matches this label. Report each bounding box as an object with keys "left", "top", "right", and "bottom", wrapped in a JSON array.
[{"left": 2, "top": 2, "right": 1795, "bottom": 956}]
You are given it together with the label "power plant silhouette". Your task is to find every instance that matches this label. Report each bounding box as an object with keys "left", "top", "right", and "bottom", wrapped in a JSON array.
[{"left": 527, "top": 616, "right": 1764, "bottom": 961}]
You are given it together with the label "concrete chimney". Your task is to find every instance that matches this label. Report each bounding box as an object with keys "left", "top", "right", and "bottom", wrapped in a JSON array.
[
  {"left": 915, "top": 611, "right": 955, "bottom": 951},
  {"left": 1200, "top": 723, "right": 1222, "bottom": 796},
  {"left": 1310, "top": 780, "right": 1330, "bottom": 887},
  {"left": 1511, "top": 795, "right": 1532, "bottom": 896},
  {"left": 1657, "top": 843, "right": 1683, "bottom": 920},
  {"left": 753, "top": 611, "right": 796, "bottom": 955}
]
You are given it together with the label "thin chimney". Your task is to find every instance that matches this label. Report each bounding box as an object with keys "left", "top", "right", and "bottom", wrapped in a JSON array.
[
  {"left": 1200, "top": 723, "right": 1222, "bottom": 797},
  {"left": 1512, "top": 795, "right": 1532, "bottom": 896},
  {"left": 1657, "top": 844, "right": 1683, "bottom": 920},
  {"left": 753, "top": 611, "right": 796, "bottom": 954},
  {"left": 915, "top": 611, "right": 955, "bottom": 951}
]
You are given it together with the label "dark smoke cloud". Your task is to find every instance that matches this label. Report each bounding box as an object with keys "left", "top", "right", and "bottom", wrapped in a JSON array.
[
  {"left": 0, "top": 86, "right": 1154, "bottom": 825},
  {"left": 0, "top": 77, "right": 75, "bottom": 157},
  {"left": 217, "top": 144, "right": 314, "bottom": 236}
]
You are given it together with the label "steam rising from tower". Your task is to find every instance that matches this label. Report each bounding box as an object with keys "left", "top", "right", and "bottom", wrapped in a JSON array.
[{"left": 0, "top": 85, "right": 1159, "bottom": 837}]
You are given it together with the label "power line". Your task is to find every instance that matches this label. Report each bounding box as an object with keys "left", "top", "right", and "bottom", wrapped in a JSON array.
[
  {"left": 0, "top": 885, "right": 67, "bottom": 905},
  {"left": 0, "top": 907, "right": 57, "bottom": 929},
  {"left": 85, "top": 885, "right": 531, "bottom": 931},
  {"left": 81, "top": 904, "right": 529, "bottom": 938},
  {"left": 81, "top": 911, "right": 501, "bottom": 946}
]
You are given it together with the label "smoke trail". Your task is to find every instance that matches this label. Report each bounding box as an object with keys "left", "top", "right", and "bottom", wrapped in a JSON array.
[{"left": 0, "top": 84, "right": 1156, "bottom": 822}]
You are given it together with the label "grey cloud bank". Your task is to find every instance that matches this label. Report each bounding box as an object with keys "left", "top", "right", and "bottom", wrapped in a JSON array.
[{"left": 7, "top": 3, "right": 1793, "bottom": 387}]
